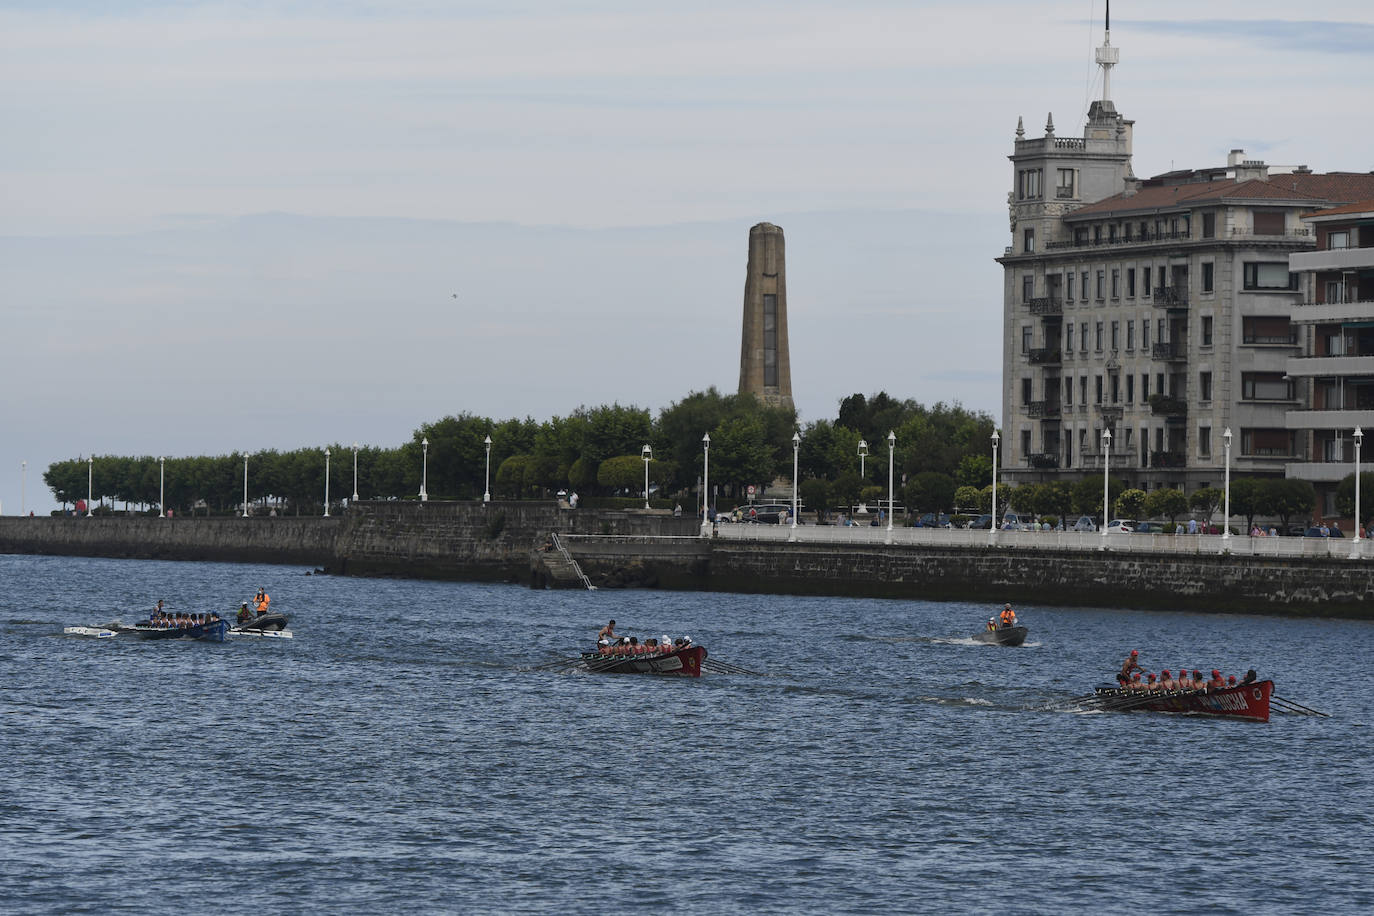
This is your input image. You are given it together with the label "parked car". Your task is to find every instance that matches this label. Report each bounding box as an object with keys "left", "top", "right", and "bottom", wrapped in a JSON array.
[
  {"left": 965, "top": 514, "right": 994, "bottom": 530},
  {"left": 916, "top": 512, "right": 952, "bottom": 528},
  {"left": 1303, "top": 526, "right": 1345, "bottom": 538},
  {"left": 1001, "top": 513, "right": 1033, "bottom": 530},
  {"left": 745, "top": 503, "right": 791, "bottom": 523},
  {"left": 1104, "top": 518, "right": 1135, "bottom": 533},
  {"left": 1071, "top": 516, "right": 1097, "bottom": 532},
  {"left": 1133, "top": 521, "right": 1166, "bottom": 534}
]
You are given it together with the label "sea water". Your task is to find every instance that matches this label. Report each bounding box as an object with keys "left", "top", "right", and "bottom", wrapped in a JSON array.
[{"left": 2, "top": 554, "right": 1370, "bottom": 914}]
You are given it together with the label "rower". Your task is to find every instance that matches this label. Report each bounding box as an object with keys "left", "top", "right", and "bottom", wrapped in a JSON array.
[
  {"left": 1209, "top": 670, "right": 1226, "bottom": 689},
  {"left": 151, "top": 599, "right": 165, "bottom": 623},
  {"left": 1241, "top": 669, "right": 1258, "bottom": 685},
  {"left": 1146, "top": 673, "right": 1159, "bottom": 691},
  {"left": 1120, "top": 650, "right": 1143, "bottom": 679},
  {"left": 1177, "top": 670, "right": 1193, "bottom": 689},
  {"left": 998, "top": 604, "right": 1017, "bottom": 628},
  {"left": 1159, "top": 669, "right": 1175, "bottom": 690},
  {"left": 597, "top": 619, "right": 617, "bottom": 641}
]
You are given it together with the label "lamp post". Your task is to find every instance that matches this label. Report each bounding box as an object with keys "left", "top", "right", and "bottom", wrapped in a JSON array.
[
  {"left": 701, "top": 432, "right": 710, "bottom": 534},
  {"left": 886, "top": 430, "right": 896, "bottom": 538},
  {"left": 323, "top": 448, "right": 331, "bottom": 517},
  {"left": 858, "top": 439, "right": 868, "bottom": 478},
  {"left": 352, "top": 442, "right": 360, "bottom": 503},
  {"left": 21, "top": 460, "right": 26, "bottom": 516},
  {"left": 241, "top": 452, "right": 249, "bottom": 517},
  {"left": 791, "top": 431, "right": 801, "bottom": 536},
  {"left": 420, "top": 437, "right": 429, "bottom": 502},
  {"left": 1352, "top": 427, "right": 1364, "bottom": 559},
  {"left": 1221, "top": 428, "right": 1232, "bottom": 541},
  {"left": 1100, "top": 429, "right": 1112, "bottom": 543},
  {"left": 990, "top": 430, "right": 1000, "bottom": 543},
  {"left": 642, "top": 444, "right": 653, "bottom": 510},
  {"left": 158, "top": 456, "right": 165, "bottom": 519},
  {"left": 87, "top": 456, "right": 94, "bottom": 517},
  {"left": 483, "top": 435, "right": 492, "bottom": 504}
]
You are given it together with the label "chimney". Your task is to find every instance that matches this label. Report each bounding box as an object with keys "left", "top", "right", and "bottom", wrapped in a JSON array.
[{"left": 1227, "top": 149, "right": 1246, "bottom": 167}]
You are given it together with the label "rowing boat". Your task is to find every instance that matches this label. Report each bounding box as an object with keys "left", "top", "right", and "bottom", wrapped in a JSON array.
[
  {"left": 1094, "top": 679, "right": 1273, "bottom": 723},
  {"left": 578, "top": 644, "right": 706, "bottom": 677},
  {"left": 972, "top": 625, "right": 1027, "bottom": 647},
  {"left": 110, "top": 620, "right": 229, "bottom": 643}
]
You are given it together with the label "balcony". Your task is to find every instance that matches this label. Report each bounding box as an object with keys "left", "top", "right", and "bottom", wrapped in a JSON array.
[
  {"left": 1044, "top": 229, "right": 1193, "bottom": 253},
  {"left": 1028, "top": 296, "right": 1063, "bottom": 316},
  {"left": 1285, "top": 355, "right": 1374, "bottom": 377},
  {"left": 1028, "top": 347, "right": 1062, "bottom": 365},
  {"left": 1291, "top": 298, "right": 1374, "bottom": 325},
  {"left": 1026, "top": 400, "right": 1061, "bottom": 419},
  {"left": 1151, "top": 451, "right": 1187, "bottom": 468},
  {"left": 1285, "top": 461, "right": 1355, "bottom": 482},
  {"left": 1149, "top": 395, "right": 1187, "bottom": 417},
  {"left": 1098, "top": 405, "right": 1123, "bottom": 424},
  {"left": 1081, "top": 452, "right": 1134, "bottom": 470},
  {"left": 1152, "top": 342, "right": 1187, "bottom": 361},
  {"left": 1154, "top": 286, "right": 1189, "bottom": 309},
  {"left": 1027, "top": 453, "right": 1060, "bottom": 469},
  {"left": 1285, "top": 409, "right": 1374, "bottom": 430}
]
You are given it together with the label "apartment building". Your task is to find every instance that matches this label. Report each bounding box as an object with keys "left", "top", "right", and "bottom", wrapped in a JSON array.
[
  {"left": 997, "top": 24, "right": 1374, "bottom": 495},
  {"left": 1286, "top": 201, "right": 1374, "bottom": 516}
]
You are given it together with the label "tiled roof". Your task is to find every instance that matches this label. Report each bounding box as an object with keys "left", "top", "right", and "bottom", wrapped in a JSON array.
[
  {"left": 1066, "top": 172, "right": 1374, "bottom": 220},
  {"left": 1301, "top": 198, "right": 1374, "bottom": 221}
]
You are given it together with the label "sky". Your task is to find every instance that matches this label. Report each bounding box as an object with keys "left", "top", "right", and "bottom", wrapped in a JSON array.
[{"left": 3, "top": 1, "right": 1373, "bottom": 514}]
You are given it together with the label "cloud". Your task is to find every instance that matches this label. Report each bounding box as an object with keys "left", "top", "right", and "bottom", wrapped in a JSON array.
[{"left": 1125, "top": 19, "right": 1374, "bottom": 55}]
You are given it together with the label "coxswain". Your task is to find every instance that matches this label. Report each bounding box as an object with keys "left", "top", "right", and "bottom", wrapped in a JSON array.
[
  {"left": 151, "top": 599, "right": 165, "bottom": 623},
  {"left": 1241, "top": 669, "right": 1258, "bottom": 685},
  {"left": 237, "top": 602, "right": 253, "bottom": 624},
  {"left": 998, "top": 604, "right": 1017, "bottom": 628},
  {"left": 597, "top": 619, "right": 617, "bottom": 641},
  {"left": 1120, "top": 650, "right": 1143, "bottom": 679},
  {"left": 986, "top": 618, "right": 997, "bottom": 632}
]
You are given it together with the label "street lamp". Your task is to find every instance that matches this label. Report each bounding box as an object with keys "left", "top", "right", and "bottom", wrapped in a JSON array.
[
  {"left": 158, "top": 456, "right": 165, "bottom": 519},
  {"left": 242, "top": 451, "right": 250, "bottom": 517},
  {"left": 886, "top": 430, "right": 896, "bottom": 537},
  {"left": 87, "top": 456, "right": 93, "bottom": 517},
  {"left": 420, "top": 437, "right": 429, "bottom": 502},
  {"left": 323, "top": 448, "right": 331, "bottom": 518},
  {"left": 1100, "top": 429, "right": 1112, "bottom": 542},
  {"left": 858, "top": 439, "right": 868, "bottom": 478},
  {"left": 483, "top": 435, "right": 493, "bottom": 504},
  {"left": 642, "top": 444, "right": 653, "bottom": 510},
  {"left": 990, "top": 430, "right": 1000, "bottom": 542},
  {"left": 21, "top": 460, "right": 26, "bottom": 516},
  {"left": 1352, "top": 427, "right": 1364, "bottom": 558},
  {"left": 791, "top": 431, "right": 801, "bottom": 535},
  {"left": 1221, "top": 428, "right": 1232, "bottom": 541},
  {"left": 352, "top": 442, "right": 360, "bottom": 503},
  {"left": 701, "top": 432, "right": 711, "bottom": 534}
]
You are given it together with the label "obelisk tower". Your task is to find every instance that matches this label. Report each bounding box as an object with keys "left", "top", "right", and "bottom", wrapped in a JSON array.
[{"left": 737, "top": 222, "right": 793, "bottom": 409}]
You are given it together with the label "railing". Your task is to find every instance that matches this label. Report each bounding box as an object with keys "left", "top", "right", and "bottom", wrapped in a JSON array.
[
  {"left": 1155, "top": 286, "right": 1188, "bottom": 308},
  {"left": 1028, "top": 296, "right": 1063, "bottom": 316},
  {"left": 1295, "top": 297, "right": 1374, "bottom": 310},
  {"left": 711, "top": 523, "right": 1374, "bottom": 560},
  {"left": 1149, "top": 396, "right": 1187, "bottom": 417},
  {"left": 1028, "top": 347, "right": 1061, "bottom": 365},
  {"left": 1080, "top": 452, "right": 1134, "bottom": 469},
  {"left": 1026, "top": 400, "right": 1061, "bottom": 419},
  {"left": 1230, "top": 228, "right": 1311, "bottom": 238},
  {"left": 1027, "top": 453, "right": 1060, "bottom": 469},
  {"left": 1152, "top": 342, "right": 1187, "bottom": 361},
  {"left": 1098, "top": 406, "right": 1123, "bottom": 423},
  {"left": 1045, "top": 229, "right": 1193, "bottom": 252},
  {"left": 549, "top": 532, "right": 596, "bottom": 590},
  {"left": 1243, "top": 334, "right": 1299, "bottom": 345},
  {"left": 1151, "top": 450, "right": 1187, "bottom": 467}
]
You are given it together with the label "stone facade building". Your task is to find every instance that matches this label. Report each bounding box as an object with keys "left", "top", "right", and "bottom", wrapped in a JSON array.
[
  {"left": 998, "top": 23, "right": 1374, "bottom": 499},
  {"left": 738, "top": 222, "right": 793, "bottom": 410}
]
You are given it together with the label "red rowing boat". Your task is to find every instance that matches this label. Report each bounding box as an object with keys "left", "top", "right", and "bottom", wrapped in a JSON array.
[
  {"left": 579, "top": 645, "right": 706, "bottom": 677},
  {"left": 1095, "top": 680, "right": 1273, "bottom": 723}
]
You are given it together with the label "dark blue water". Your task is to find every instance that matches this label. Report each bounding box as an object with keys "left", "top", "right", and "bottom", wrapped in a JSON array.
[{"left": 3, "top": 554, "right": 1371, "bottom": 914}]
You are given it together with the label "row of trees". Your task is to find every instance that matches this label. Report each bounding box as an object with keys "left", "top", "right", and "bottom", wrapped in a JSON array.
[{"left": 43, "top": 389, "right": 997, "bottom": 515}]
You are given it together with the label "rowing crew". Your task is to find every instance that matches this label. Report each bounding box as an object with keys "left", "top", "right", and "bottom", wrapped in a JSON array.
[
  {"left": 1115, "top": 667, "right": 1259, "bottom": 692},
  {"left": 597, "top": 635, "right": 693, "bottom": 657},
  {"left": 146, "top": 609, "right": 223, "bottom": 629}
]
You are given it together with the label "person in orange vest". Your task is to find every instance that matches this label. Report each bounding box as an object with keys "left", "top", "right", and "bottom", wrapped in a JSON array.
[
  {"left": 253, "top": 587, "right": 271, "bottom": 616},
  {"left": 998, "top": 603, "right": 1017, "bottom": 628}
]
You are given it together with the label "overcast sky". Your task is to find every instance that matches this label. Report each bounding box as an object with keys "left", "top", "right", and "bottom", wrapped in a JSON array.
[{"left": 3, "top": 1, "right": 1373, "bottom": 513}]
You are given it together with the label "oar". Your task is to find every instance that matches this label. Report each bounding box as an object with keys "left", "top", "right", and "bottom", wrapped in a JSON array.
[
  {"left": 533, "top": 654, "right": 590, "bottom": 671},
  {"left": 702, "top": 659, "right": 760, "bottom": 675},
  {"left": 1271, "top": 695, "right": 1330, "bottom": 717}
]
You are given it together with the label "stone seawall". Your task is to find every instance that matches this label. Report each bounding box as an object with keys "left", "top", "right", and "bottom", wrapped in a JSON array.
[{"left": 0, "top": 516, "right": 340, "bottom": 566}]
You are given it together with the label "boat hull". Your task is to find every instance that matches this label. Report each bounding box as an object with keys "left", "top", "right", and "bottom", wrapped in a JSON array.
[
  {"left": 1096, "top": 680, "right": 1272, "bottom": 723},
  {"left": 972, "top": 626, "right": 1027, "bottom": 647},
  {"left": 114, "top": 620, "right": 229, "bottom": 643},
  {"left": 232, "top": 613, "right": 289, "bottom": 633},
  {"left": 580, "top": 645, "right": 706, "bottom": 677}
]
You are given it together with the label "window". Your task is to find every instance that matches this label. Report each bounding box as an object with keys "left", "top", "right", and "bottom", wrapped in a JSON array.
[
  {"left": 1241, "top": 428, "right": 1293, "bottom": 457},
  {"left": 1018, "top": 169, "right": 1042, "bottom": 200},
  {"left": 1127, "top": 268, "right": 1136, "bottom": 298},
  {"left": 1202, "top": 316, "right": 1213, "bottom": 347},
  {"left": 1199, "top": 426, "right": 1211, "bottom": 458},
  {"left": 1021, "top": 326, "right": 1032, "bottom": 354},
  {"left": 1329, "top": 230, "right": 1351, "bottom": 250},
  {"left": 1126, "top": 374, "right": 1135, "bottom": 403},
  {"left": 1111, "top": 374, "right": 1120, "bottom": 404},
  {"left": 1244, "top": 262, "right": 1297, "bottom": 291},
  {"left": 1065, "top": 325, "right": 1074, "bottom": 354},
  {"left": 1242, "top": 373, "right": 1293, "bottom": 401},
  {"left": 763, "top": 294, "right": 777, "bottom": 387},
  {"left": 1074, "top": 227, "right": 1089, "bottom": 246},
  {"left": 1143, "top": 319, "right": 1151, "bottom": 347},
  {"left": 1080, "top": 376, "right": 1087, "bottom": 405},
  {"left": 1202, "top": 212, "right": 1216, "bottom": 238},
  {"left": 1065, "top": 377, "right": 1074, "bottom": 406},
  {"left": 1022, "top": 274, "right": 1034, "bottom": 302},
  {"left": 1253, "top": 210, "right": 1285, "bottom": 235},
  {"left": 1024, "top": 229, "right": 1035, "bottom": 253},
  {"left": 1021, "top": 430, "right": 1032, "bottom": 457},
  {"left": 1095, "top": 375, "right": 1103, "bottom": 404},
  {"left": 1242, "top": 316, "right": 1293, "bottom": 345},
  {"left": 1200, "top": 371, "right": 1212, "bottom": 402},
  {"left": 1056, "top": 168, "right": 1075, "bottom": 199},
  {"left": 1127, "top": 319, "right": 1135, "bottom": 350},
  {"left": 1111, "top": 320, "right": 1120, "bottom": 350},
  {"left": 1202, "top": 262, "right": 1214, "bottom": 293},
  {"left": 1143, "top": 268, "right": 1152, "bottom": 298},
  {"left": 1081, "top": 272, "right": 1089, "bottom": 301},
  {"left": 1095, "top": 321, "right": 1103, "bottom": 351},
  {"left": 1156, "top": 266, "right": 1166, "bottom": 291},
  {"left": 1080, "top": 322, "right": 1089, "bottom": 352},
  {"left": 1021, "top": 377, "right": 1033, "bottom": 405},
  {"left": 1326, "top": 279, "right": 1347, "bottom": 304},
  {"left": 1156, "top": 373, "right": 1165, "bottom": 395},
  {"left": 1094, "top": 226, "right": 1102, "bottom": 244},
  {"left": 1111, "top": 269, "right": 1120, "bottom": 299},
  {"left": 1096, "top": 271, "right": 1105, "bottom": 300},
  {"left": 1066, "top": 272, "right": 1075, "bottom": 301},
  {"left": 1141, "top": 374, "right": 1149, "bottom": 399}
]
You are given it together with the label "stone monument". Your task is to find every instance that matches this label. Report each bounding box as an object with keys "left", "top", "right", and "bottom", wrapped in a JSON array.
[{"left": 737, "top": 222, "right": 793, "bottom": 409}]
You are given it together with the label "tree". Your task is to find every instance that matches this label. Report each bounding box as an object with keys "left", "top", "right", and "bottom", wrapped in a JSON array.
[
  {"left": 1039, "top": 481, "right": 1074, "bottom": 521},
  {"left": 1114, "top": 488, "right": 1146, "bottom": 520},
  {"left": 1144, "top": 487, "right": 1189, "bottom": 525},
  {"left": 1258, "top": 478, "right": 1315, "bottom": 534},
  {"left": 1229, "top": 478, "right": 1264, "bottom": 531},
  {"left": 1071, "top": 475, "right": 1127, "bottom": 518},
  {"left": 1010, "top": 483, "right": 1042, "bottom": 517},
  {"left": 1189, "top": 487, "right": 1223, "bottom": 529},
  {"left": 905, "top": 472, "right": 956, "bottom": 515},
  {"left": 799, "top": 478, "right": 830, "bottom": 522},
  {"left": 1333, "top": 472, "right": 1374, "bottom": 525},
  {"left": 831, "top": 472, "right": 864, "bottom": 513},
  {"left": 709, "top": 415, "right": 777, "bottom": 495},
  {"left": 954, "top": 485, "right": 982, "bottom": 513}
]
